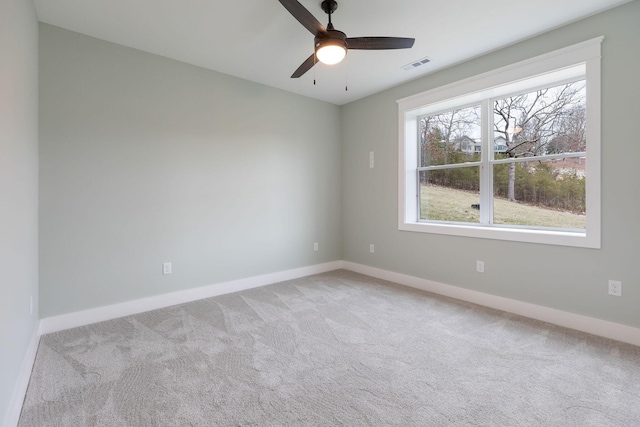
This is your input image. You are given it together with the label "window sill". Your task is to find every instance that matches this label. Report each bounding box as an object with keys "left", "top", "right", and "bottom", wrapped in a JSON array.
[{"left": 399, "top": 221, "right": 599, "bottom": 249}]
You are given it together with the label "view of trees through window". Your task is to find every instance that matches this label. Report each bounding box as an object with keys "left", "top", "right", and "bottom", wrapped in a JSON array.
[{"left": 418, "top": 80, "right": 586, "bottom": 229}]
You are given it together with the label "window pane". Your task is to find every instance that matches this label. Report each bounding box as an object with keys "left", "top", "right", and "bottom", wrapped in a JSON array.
[
  {"left": 419, "top": 168, "right": 480, "bottom": 223},
  {"left": 493, "top": 80, "right": 586, "bottom": 160},
  {"left": 420, "top": 105, "right": 481, "bottom": 167},
  {"left": 493, "top": 159, "right": 586, "bottom": 229},
  {"left": 400, "top": 39, "right": 601, "bottom": 246}
]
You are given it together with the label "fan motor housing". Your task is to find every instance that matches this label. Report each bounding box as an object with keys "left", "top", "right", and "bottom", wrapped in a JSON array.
[{"left": 315, "top": 29, "right": 347, "bottom": 51}]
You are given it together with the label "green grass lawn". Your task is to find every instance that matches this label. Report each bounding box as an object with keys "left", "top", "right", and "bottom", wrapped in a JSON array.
[{"left": 420, "top": 184, "right": 586, "bottom": 229}]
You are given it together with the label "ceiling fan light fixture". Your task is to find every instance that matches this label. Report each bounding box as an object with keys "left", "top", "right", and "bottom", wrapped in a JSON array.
[
  {"left": 315, "top": 30, "right": 347, "bottom": 65},
  {"left": 506, "top": 126, "right": 523, "bottom": 135},
  {"left": 281, "top": 0, "right": 415, "bottom": 78},
  {"left": 506, "top": 118, "right": 523, "bottom": 135},
  {"left": 316, "top": 43, "right": 346, "bottom": 65}
]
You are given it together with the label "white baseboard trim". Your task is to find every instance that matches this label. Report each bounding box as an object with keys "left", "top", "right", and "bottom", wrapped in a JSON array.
[
  {"left": 4, "top": 324, "right": 40, "bottom": 427},
  {"left": 37, "top": 259, "right": 640, "bottom": 347},
  {"left": 342, "top": 261, "right": 640, "bottom": 347},
  {"left": 39, "top": 261, "right": 343, "bottom": 335}
]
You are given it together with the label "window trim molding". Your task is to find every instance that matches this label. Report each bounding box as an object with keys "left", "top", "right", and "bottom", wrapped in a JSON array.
[{"left": 397, "top": 37, "right": 602, "bottom": 248}]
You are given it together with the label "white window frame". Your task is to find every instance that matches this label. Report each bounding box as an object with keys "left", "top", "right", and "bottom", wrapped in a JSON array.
[{"left": 398, "top": 37, "right": 602, "bottom": 248}]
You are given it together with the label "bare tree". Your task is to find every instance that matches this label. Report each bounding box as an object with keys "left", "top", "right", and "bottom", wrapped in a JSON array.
[
  {"left": 547, "top": 104, "right": 587, "bottom": 154},
  {"left": 494, "top": 81, "right": 585, "bottom": 201},
  {"left": 420, "top": 106, "right": 480, "bottom": 166}
]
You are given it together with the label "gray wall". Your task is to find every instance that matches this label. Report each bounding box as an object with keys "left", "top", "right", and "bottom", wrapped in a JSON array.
[
  {"left": 0, "top": 0, "right": 39, "bottom": 424},
  {"left": 341, "top": 1, "right": 640, "bottom": 328},
  {"left": 39, "top": 24, "right": 342, "bottom": 318}
]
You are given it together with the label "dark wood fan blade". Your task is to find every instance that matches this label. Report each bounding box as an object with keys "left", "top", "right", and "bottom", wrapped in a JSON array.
[
  {"left": 278, "top": 0, "right": 326, "bottom": 36},
  {"left": 291, "top": 53, "right": 316, "bottom": 78},
  {"left": 346, "top": 37, "right": 415, "bottom": 50}
]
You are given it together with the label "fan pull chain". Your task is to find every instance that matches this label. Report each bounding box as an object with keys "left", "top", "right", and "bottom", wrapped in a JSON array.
[
  {"left": 345, "top": 53, "right": 348, "bottom": 91},
  {"left": 313, "top": 51, "right": 317, "bottom": 86}
]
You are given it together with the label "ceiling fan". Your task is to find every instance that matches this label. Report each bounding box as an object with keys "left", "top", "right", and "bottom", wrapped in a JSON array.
[{"left": 278, "top": 0, "right": 415, "bottom": 78}]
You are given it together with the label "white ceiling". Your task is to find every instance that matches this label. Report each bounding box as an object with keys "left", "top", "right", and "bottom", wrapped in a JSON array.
[{"left": 34, "top": 0, "right": 631, "bottom": 105}]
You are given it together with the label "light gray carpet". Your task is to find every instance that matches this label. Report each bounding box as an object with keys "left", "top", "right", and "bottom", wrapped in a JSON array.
[{"left": 19, "top": 270, "right": 640, "bottom": 426}]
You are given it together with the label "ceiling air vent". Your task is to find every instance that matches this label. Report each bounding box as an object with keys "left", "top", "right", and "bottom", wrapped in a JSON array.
[{"left": 402, "top": 56, "right": 431, "bottom": 71}]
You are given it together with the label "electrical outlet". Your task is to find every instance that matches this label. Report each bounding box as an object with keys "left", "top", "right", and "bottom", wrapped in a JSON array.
[
  {"left": 476, "top": 260, "right": 485, "bottom": 273},
  {"left": 314, "top": 242, "right": 319, "bottom": 251},
  {"left": 608, "top": 280, "right": 622, "bottom": 296},
  {"left": 369, "top": 244, "right": 375, "bottom": 253},
  {"left": 369, "top": 151, "right": 374, "bottom": 168},
  {"left": 163, "top": 262, "right": 172, "bottom": 275}
]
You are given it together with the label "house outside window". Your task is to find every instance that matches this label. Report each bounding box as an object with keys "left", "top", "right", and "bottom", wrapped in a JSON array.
[{"left": 397, "top": 38, "right": 602, "bottom": 248}]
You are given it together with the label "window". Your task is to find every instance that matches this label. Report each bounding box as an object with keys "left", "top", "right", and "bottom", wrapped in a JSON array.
[{"left": 398, "top": 38, "right": 602, "bottom": 248}]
